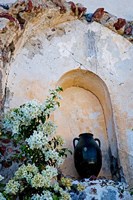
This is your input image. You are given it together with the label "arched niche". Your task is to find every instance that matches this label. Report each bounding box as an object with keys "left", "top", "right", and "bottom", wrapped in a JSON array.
[{"left": 54, "top": 69, "right": 118, "bottom": 178}]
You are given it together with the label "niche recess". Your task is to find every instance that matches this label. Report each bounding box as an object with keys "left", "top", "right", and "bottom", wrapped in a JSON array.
[{"left": 54, "top": 69, "right": 118, "bottom": 179}]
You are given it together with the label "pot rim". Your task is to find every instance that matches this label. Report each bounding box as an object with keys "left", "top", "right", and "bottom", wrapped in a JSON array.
[{"left": 79, "top": 133, "right": 93, "bottom": 137}]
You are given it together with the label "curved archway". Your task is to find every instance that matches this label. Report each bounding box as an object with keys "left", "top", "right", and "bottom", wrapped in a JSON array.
[{"left": 54, "top": 69, "right": 118, "bottom": 178}]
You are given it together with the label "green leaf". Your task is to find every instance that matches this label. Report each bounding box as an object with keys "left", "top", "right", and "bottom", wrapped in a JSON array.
[
  {"left": 53, "top": 194, "right": 59, "bottom": 200},
  {"left": 56, "top": 86, "right": 63, "bottom": 92}
]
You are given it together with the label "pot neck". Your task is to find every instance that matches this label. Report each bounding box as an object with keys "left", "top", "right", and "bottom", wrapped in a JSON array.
[{"left": 79, "top": 133, "right": 93, "bottom": 137}]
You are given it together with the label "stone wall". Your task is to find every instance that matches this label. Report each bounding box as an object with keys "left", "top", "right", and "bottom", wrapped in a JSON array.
[
  {"left": 0, "top": 0, "right": 133, "bottom": 186},
  {"left": 2, "top": 0, "right": 133, "bottom": 20}
]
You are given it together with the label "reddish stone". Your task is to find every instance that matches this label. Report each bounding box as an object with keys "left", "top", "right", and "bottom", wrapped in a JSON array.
[
  {"left": 92, "top": 8, "right": 105, "bottom": 21},
  {"left": 0, "top": 12, "right": 19, "bottom": 26},
  {"left": 0, "top": 146, "right": 6, "bottom": 156},
  {"left": 68, "top": 2, "right": 86, "bottom": 17},
  {"left": 33, "top": 6, "right": 41, "bottom": 13},
  {"left": 1, "top": 138, "right": 10, "bottom": 144},
  {"left": 26, "top": 0, "right": 33, "bottom": 12},
  {"left": 14, "top": 3, "right": 18, "bottom": 8},
  {"left": 124, "top": 25, "right": 132, "bottom": 35},
  {"left": 2, "top": 160, "right": 12, "bottom": 168},
  {"left": 7, "top": 148, "right": 13, "bottom": 153},
  {"left": 114, "top": 18, "right": 126, "bottom": 30},
  {"left": 69, "top": 1, "right": 76, "bottom": 13},
  {"left": 78, "top": 6, "right": 87, "bottom": 17},
  {"left": 89, "top": 175, "right": 97, "bottom": 181},
  {"left": 52, "top": 0, "right": 66, "bottom": 13}
]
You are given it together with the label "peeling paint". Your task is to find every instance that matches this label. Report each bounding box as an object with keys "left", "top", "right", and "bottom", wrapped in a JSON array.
[{"left": 24, "top": 38, "right": 43, "bottom": 59}]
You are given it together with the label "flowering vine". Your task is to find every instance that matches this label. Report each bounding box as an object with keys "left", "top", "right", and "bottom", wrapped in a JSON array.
[{"left": 0, "top": 87, "right": 78, "bottom": 200}]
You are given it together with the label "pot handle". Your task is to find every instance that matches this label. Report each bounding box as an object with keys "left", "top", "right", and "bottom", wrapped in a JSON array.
[
  {"left": 95, "top": 138, "right": 101, "bottom": 148},
  {"left": 73, "top": 138, "right": 79, "bottom": 149}
]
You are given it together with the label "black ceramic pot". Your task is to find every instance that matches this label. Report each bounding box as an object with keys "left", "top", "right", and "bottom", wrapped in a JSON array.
[{"left": 73, "top": 133, "right": 102, "bottom": 178}]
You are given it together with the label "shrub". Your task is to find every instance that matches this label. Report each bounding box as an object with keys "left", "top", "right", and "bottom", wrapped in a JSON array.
[{"left": 0, "top": 87, "right": 72, "bottom": 200}]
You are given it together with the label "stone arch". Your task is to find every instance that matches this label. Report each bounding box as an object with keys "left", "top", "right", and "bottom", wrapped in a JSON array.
[{"left": 54, "top": 69, "right": 118, "bottom": 178}]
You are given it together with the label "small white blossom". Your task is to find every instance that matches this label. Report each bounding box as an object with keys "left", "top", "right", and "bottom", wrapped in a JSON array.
[
  {"left": 26, "top": 130, "right": 49, "bottom": 150},
  {"left": 37, "top": 121, "right": 57, "bottom": 136},
  {"left": 44, "top": 149, "right": 64, "bottom": 166},
  {"left": 42, "top": 165, "right": 58, "bottom": 179},
  {"left": 0, "top": 175, "right": 4, "bottom": 181},
  {"left": 5, "top": 179, "right": 20, "bottom": 195},
  {"left": 0, "top": 192, "right": 6, "bottom": 200},
  {"left": 20, "top": 100, "right": 42, "bottom": 120},
  {"left": 31, "top": 190, "right": 53, "bottom": 200},
  {"left": 60, "top": 190, "right": 72, "bottom": 200},
  {"left": 3, "top": 100, "right": 42, "bottom": 135},
  {"left": 15, "top": 164, "right": 39, "bottom": 182},
  {"left": 53, "top": 182, "right": 60, "bottom": 192},
  {"left": 26, "top": 163, "right": 39, "bottom": 174},
  {"left": 31, "top": 173, "right": 47, "bottom": 189}
]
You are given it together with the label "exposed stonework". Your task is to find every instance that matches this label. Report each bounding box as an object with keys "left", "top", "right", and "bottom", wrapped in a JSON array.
[
  {"left": 86, "top": 8, "right": 133, "bottom": 42},
  {"left": 0, "top": 0, "right": 86, "bottom": 111}
]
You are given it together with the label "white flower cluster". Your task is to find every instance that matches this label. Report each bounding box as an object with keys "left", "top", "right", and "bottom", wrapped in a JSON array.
[
  {"left": 2, "top": 87, "right": 73, "bottom": 199},
  {"left": 6, "top": 163, "right": 58, "bottom": 194},
  {"left": 3, "top": 100, "right": 42, "bottom": 135},
  {"left": 3, "top": 109, "right": 20, "bottom": 134},
  {"left": 26, "top": 121, "right": 56, "bottom": 150},
  {"left": 42, "top": 165, "right": 58, "bottom": 179},
  {"left": 53, "top": 182, "right": 61, "bottom": 192},
  {"left": 20, "top": 100, "right": 43, "bottom": 120},
  {"left": 31, "top": 165, "right": 58, "bottom": 189},
  {"left": 60, "top": 190, "right": 72, "bottom": 200},
  {"left": 52, "top": 183, "right": 72, "bottom": 199},
  {"left": 15, "top": 163, "right": 39, "bottom": 183},
  {"left": 44, "top": 149, "right": 64, "bottom": 166},
  {"left": 26, "top": 130, "right": 49, "bottom": 150},
  {"left": 37, "top": 121, "right": 57, "bottom": 136},
  {"left": 0, "top": 192, "right": 6, "bottom": 200},
  {"left": 31, "top": 190, "right": 53, "bottom": 200},
  {"left": 31, "top": 173, "right": 47, "bottom": 188},
  {"left": 3, "top": 87, "right": 62, "bottom": 136},
  {"left": 5, "top": 179, "right": 20, "bottom": 195},
  {"left": 0, "top": 175, "right": 4, "bottom": 181}
]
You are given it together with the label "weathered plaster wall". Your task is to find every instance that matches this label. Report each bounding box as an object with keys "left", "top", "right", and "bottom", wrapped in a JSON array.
[
  {"left": 0, "top": 0, "right": 87, "bottom": 112},
  {"left": 3, "top": 17, "right": 133, "bottom": 185},
  {"left": 1, "top": 0, "right": 133, "bottom": 113}
]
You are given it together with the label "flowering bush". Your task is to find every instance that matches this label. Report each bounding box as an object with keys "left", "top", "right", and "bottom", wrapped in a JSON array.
[{"left": 0, "top": 87, "right": 76, "bottom": 200}]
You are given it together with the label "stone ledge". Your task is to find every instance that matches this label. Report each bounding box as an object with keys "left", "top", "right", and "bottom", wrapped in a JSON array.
[{"left": 71, "top": 178, "right": 132, "bottom": 200}]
